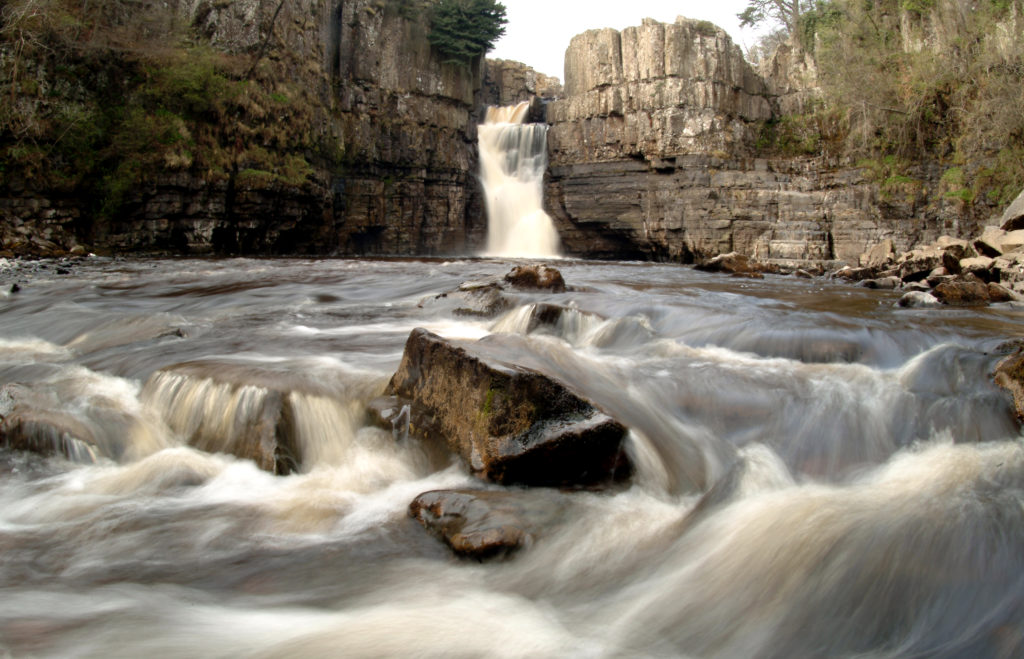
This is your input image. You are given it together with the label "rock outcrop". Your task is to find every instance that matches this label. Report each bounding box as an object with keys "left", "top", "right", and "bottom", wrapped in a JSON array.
[
  {"left": 384, "top": 328, "right": 631, "bottom": 486},
  {"left": 484, "top": 59, "right": 562, "bottom": 107},
  {"left": 1, "top": 0, "right": 487, "bottom": 257},
  {"left": 544, "top": 16, "right": 981, "bottom": 264}
]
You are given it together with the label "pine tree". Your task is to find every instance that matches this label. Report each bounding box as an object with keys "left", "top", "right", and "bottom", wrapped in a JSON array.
[{"left": 428, "top": 0, "right": 507, "bottom": 66}]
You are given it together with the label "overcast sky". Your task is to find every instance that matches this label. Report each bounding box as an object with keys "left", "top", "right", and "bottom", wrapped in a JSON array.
[{"left": 488, "top": 0, "right": 769, "bottom": 80}]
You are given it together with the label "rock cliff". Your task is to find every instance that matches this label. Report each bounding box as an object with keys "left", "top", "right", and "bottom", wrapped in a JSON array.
[
  {"left": 0, "top": 0, "right": 487, "bottom": 256},
  {"left": 544, "top": 16, "right": 980, "bottom": 263}
]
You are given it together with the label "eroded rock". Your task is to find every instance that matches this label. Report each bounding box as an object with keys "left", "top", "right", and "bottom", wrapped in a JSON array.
[
  {"left": 504, "top": 264, "right": 567, "bottom": 292},
  {"left": 932, "top": 280, "right": 991, "bottom": 307},
  {"left": 695, "top": 252, "right": 777, "bottom": 277},
  {"left": 386, "top": 328, "right": 631, "bottom": 486},
  {"left": 994, "top": 348, "right": 1024, "bottom": 420},
  {"left": 141, "top": 363, "right": 311, "bottom": 474},
  {"left": 0, "top": 385, "right": 102, "bottom": 462},
  {"left": 408, "top": 488, "right": 569, "bottom": 560}
]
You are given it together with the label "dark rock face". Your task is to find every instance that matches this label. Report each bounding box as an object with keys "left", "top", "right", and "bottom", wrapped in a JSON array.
[
  {"left": 386, "top": 328, "right": 631, "bottom": 486},
  {"left": 408, "top": 488, "right": 569, "bottom": 559}
]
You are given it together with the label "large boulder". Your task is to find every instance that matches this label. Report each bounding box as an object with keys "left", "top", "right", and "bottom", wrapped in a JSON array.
[
  {"left": 931, "top": 280, "right": 991, "bottom": 306},
  {"left": 385, "top": 329, "right": 631, "bottom": 486},
  {"left": 1000, "top": 189, "right": 1024, "bottom": 231},
  {"left": 408, "top": 488, "right": 569, "bottom": 560}
]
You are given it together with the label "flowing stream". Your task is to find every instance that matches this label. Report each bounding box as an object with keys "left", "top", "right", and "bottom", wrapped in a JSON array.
[
  {"left": 479, "top": 103, "right": 561, "bottom": 258},
  {"left": 1, "top": 257, "right": 1023, "bottom": 657}
]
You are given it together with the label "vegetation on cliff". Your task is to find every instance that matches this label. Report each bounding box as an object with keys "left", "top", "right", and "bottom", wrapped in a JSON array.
[
  {"left": 757, "top": 0, "right": 1024, "bottom": 211},
  {"left": 0, "top": 0, "right": 324, "bottom": 227}
]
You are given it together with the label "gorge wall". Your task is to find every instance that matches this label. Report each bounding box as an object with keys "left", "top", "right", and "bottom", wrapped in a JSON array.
[
  {"left": 1, "top": 6, "right": 994, "bottom": 262},
  {"left": 1, "top": 0, "right": 487, "bottom": 256},
  {"left": 544, "top": 17, "right": 980, "bottom": 263}
]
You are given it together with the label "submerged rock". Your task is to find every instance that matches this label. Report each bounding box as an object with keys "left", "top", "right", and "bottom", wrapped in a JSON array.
[
  {"left": 142, "top": 364, "right": 305, "bottom": 475},
  {"left": 408, "top": 488, "right": 569, "bottom": 560},
  {"left": 897, "top": 291, "right": 942, "bottom": 308},
  {"left": 419, "top": 265, "right": 569, "bottom": 318},
  {"left": 0, "top": 384, "right": 102, "bottom": 462},
  {"left": 386, "top": 328, "right": 631, "bottom": 486}
]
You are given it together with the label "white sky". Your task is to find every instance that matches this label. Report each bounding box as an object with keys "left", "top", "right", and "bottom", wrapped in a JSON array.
[{"left": 488, "top": 0, "right": 769, "bottom": 80}]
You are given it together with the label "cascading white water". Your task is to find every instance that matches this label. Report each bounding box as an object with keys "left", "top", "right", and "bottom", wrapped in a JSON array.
[{"left": 479, "top": 102, "right": 561, "bottom": 258}]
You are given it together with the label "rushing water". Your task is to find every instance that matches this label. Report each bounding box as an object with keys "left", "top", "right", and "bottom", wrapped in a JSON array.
[
  {"left": 1, "top": 256, "right": 1023, "bottom": 658},
  {"left": 479, "top": 104, "right": 561, "bottom": 258}
]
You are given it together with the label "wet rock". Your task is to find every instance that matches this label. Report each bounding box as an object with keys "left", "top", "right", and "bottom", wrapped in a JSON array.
[
  {"left": 793, "top": 269, "right": 814, "bottom": 279},
  {"left": 832, "top": 266, "right": 880, "bottom": 282},
  {"left": 695, "top": 252, "right": 777, "bottom": 277},
  {"left": 897, "top": 291, "right": 942, "bottom": 308},
  {"left": 903, "top": 281, "right": 931, "bottom": 293},
  {"left": 450, "top": 282, "right": 515, "bottom": 317},
  {"left": 0, "top": 384, "right": 101, "bottom": 462},
  {"left": 860, "top": 276, "right": 900, "bottom": 290},
  {"left": 386, "top": 328, "right": 631, "bottom": 486},
  {"left": 142, "top": 364, "right": 306, "bottom": 475},
  {"left": 994, "top": 348, "right": 1024, "bottom": 420},
  {"left": 421, "top": 266, "right": 571, "bottom": 319},
  {"left": 987, "top": 282, "right": 1018, "bottom": 303},
  {"left": 408, "top": 488, "right": 569, "bottom": 560},
  {"left": 932, "top": 280, "right": 991, "bottom": 306},
  {"left": 504, "top": 264, "right": 566, "bottom": 292}
]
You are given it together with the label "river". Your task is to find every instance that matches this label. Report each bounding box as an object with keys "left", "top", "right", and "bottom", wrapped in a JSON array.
[{"left": 1, "top": 256, "right": 1022, "bottom": 657}]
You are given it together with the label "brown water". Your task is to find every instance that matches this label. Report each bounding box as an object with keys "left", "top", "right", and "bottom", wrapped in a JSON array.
[{"left": 0, "top": 257, "right": 1022, "bottom": 657}]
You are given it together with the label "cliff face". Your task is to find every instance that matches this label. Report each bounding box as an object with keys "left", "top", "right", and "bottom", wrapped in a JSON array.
[
  {"left": 0, "top": 0, "right": 487, "bottom": 256},
  {"left": 545, "top": 16, "right": 979, "bottom": 263}
]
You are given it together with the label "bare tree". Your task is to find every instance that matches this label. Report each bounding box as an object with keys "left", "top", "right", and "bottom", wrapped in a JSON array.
[{"left": 738, "top": 0, "right": 807, "bottom": 45}]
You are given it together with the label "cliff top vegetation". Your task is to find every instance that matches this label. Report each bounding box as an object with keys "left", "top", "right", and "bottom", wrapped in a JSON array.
[{"left": 754, "top": 0, "right": 1024, "bottom": 209}]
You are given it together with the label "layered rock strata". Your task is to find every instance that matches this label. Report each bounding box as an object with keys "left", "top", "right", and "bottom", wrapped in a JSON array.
[
  {"left": 1, "top": 0, "right": 486, "bottom": 256},
  {"left": 545, "top": 17, "right": 980, "bottom": 263}
]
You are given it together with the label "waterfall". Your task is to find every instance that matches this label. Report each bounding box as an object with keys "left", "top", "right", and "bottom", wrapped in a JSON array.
[{"left": 479, "top": 102, "right": 561, "bottom": 258}]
